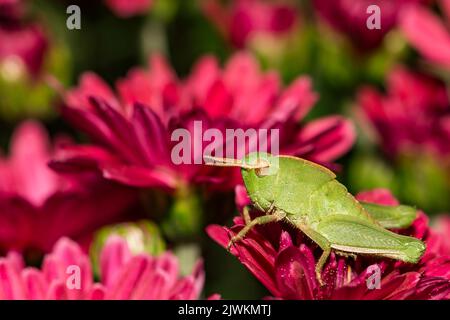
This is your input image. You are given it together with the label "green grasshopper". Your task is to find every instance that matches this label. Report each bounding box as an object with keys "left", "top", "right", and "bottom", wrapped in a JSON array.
[{"left": 205, "top": 152, "right": 426, "bottom": 284}]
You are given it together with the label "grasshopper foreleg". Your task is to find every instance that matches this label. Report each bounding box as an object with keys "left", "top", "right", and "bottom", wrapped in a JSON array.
[
  {"left": 227, "top": 210, "right": 286, "bottom": 251},
  {"left": 242, "top": 206, "right": 252, "bottom": 225},
  {"left": 267, "top": 201, "right": 276, "bottom": 215}
]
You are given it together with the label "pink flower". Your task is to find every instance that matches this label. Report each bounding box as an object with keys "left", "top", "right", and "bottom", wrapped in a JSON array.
[
  {"left": 0, "top": 24, "right": 47, "bottom": 78},
  {"left": 357, "top": 66, "right": 450, "bottom": 158},
  {"left": 0, "top": 236, "right": 206, "bottom": 299},
  {"left": 0, "top": 121, "right": 137, "bottom": 254},
  {"left": 0, "top": 0, "right": 23, "bottom": 22},
  {"left": 313, "top": 0, "right": 428, "bottom": 51},
  {"left": 427, "top": 216, "right": 450, "bottom": 257},
  {"left": 104, "top": 0, "right": 153, "bottom": 18},
  {"left": 207, "top": 187, "right": 450, "bottom": 299},
  {"left": 400, "top": 0, "right": 450, "bottom": 70},
  {"left": 203, "top": 0, "right": 299, "bottom": 48},
  {"left": 52, "top": 52, "right": 354, "bottom": 192},
  {"left": 0, "top": 0, "right": 48, "bottom": 77}
]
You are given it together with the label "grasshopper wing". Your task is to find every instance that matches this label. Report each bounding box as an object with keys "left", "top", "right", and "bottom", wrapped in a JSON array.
[
  {"left": 360, "top": 202, "right": 417, "bottom": 229},
  {"left": 316, "top": 214, "right": 425, "bottom": 263}
]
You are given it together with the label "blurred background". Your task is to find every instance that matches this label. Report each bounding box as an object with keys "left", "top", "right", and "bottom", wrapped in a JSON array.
[{"left": 1, "top": 0, "right": 450, "bottom": 299}]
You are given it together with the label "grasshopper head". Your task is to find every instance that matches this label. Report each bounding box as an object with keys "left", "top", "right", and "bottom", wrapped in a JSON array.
[
  {"left": 204, "top": 152, "right": 280, "bottom": 211},
  {"left": 241, "top": 152, "right": 280, "bottom": 211}
]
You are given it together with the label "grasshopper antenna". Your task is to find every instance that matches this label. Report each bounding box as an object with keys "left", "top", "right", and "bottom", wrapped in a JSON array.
[{"left": 204, "top": 155, "right": 270, "bottom": 170}]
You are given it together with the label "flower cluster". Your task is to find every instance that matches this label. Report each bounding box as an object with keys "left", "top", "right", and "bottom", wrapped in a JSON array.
[
  {"left": 52, "top": 52, "right": 354, "bottom": 192},
  {"left": 358, "top": 66, "right": 450, "bottom": 158},
  {"left": 203, "top": 0, "right": 299, "bottom": 48},
  {"left": 313, "top": 0, "right": 428, "bottom": 51},
  {"left": 0, "top": 236, "right": 206, "bottom": 299},
  {"left": 0, "top": 121, "right": 137, "bottom": 254}
]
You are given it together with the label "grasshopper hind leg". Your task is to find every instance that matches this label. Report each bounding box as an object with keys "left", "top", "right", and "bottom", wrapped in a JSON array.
[
  {"left": 242, "top": 206, "right": 252, "bottom": 225},
  {"left": 294, "top": 222, "right": 332, "bottom": 286},
  {"left": 315, "top": 247, "right": 331, "bottom": 286},
  {"left": 334, "top": 250, "right": 357, "bottom": 260}
]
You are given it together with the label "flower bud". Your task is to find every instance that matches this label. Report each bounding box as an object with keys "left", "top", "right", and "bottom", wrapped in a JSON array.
[{"left": 90, "top": 220, "right": 166, "bottom": 276}]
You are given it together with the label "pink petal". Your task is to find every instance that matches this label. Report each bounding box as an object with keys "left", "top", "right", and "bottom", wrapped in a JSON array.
[
  {"left": 278, "top": 231, "right": 293, "bottom": 251},
  {"left": 275, "top": 77, "right": 318, "bottom": 122},
  {"left": 400, "top": 5, "right": 450, "bottom": 69},
  {"left": 206, "top": 224, "right": 280, "bottom": 296},
  {"left": 42, "top": 238, "right": 93, "bottom": 299},
  {"left": 274, "top": 245, "right": 318, "bottom": 300},
  {"left": 223, "top": 52, "right": 261, "bottom": 91},
  {"left": 9, "top": 121, "right": 59, "bottom": 206},
  {"left": 131, "top": 103, "right": 171, "bottom": 166},
  {"left": 0, "top": 258, "right": 26, "bottom": 299},
  {"left": 66, "top": 72, "right": 119, "bottom": 111},
  {"left": 185, "top": 55, "right": 220, "bottom": 104},
  {"left": 355, "top": 189, "right": 400, "bottom": 206},
  {"left": 203, "top": 80, "right": 233, "bottom": 118},
  {"left": 87, "top": 284, "right": 106, "bottom": 300},
  {"left": 49, "top": 144, "right": 120, "bottom": 172},
  {"left": 22, "top": 268, "right": 47, "bottom": 300},
  {"left": 234, "top": 185, "right": 251, "bottom": 211},
  {"left": 101, "top": 163, "right": 177, "bottom": 189},
  {"left": 61, "top": 105, "right": 125, "bottom": 153},
  {"left": 297, "top": 116, "right": 355, "bottom": 162},
  {"left": 100, "top": 235, "right": 132, "bottom": 288},
  {"left": 90, "top": 98, "right": 144, "bottom": 165},
  {"left": 132, "top": 268, "right": 170, "bottom": 299},
  {"left": 45, "top": 281, "right": 68, "bottom": 300},
  {"left": 106, "top": 255, "right": 150, "bottom": 300}
]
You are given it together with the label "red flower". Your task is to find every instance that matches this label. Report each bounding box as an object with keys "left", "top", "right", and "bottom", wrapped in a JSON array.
[
  {"left": 0, "top": 236, "right": 206, "bottom": 299},
  {"left": 313, "top": 0, "right": 428, "bottom": 51},
  {"left": 104, "top": 0, "right": 153, "bottom": 18},
  {"left": 0, "top": 121, "right": 137, "bottom": 254},
  {"left": 400, "top": 0, "right": 450, "bottom": 70},
  {"left": 207, "top": 187, "right": 450, "bottom": 299},
  {"left": 52, "top": 52, "right": 354, "bottom": 192},
  {"left": 203, "top": 0, "right": 299, "bottom": 48},
  {"left": 357, "top": 66, "right": 450, "bottom": 158}
]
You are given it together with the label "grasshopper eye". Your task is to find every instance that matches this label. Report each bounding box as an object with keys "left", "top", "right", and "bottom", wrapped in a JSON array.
[
  {"left": 255, "top": 167, "right": 271, "bottom": 177},
  {"left": 255, "top": 163, "right": 279, "bottom": 177}
]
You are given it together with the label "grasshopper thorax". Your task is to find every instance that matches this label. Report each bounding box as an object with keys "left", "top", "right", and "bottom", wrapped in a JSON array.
[{"left": 241, "top": 152, "right": 280, "bottom": 212}]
